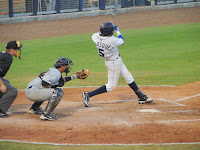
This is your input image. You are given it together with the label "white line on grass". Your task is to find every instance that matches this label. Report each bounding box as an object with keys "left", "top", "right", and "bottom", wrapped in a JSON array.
[
  {"left": 18, "top": 85, "right": 175, "bottom": 91},
  {"left": 0, "top": 139, "right": 199, "bottom": 146}
]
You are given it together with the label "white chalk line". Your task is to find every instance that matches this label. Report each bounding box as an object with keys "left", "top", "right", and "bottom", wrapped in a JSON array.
[
  {"left": 156, "top": 98, "right": 185, "bottom": 106},
  {"left": 115, "top": 118, "right": 200, "bottom": 127},
  {"left": 0, "top": 139, "right": 199, "bottom": 146},
  {"left": 175, "top": 93, "right": 200, "bottom": 102},
  {"left": 18, "top": 85, "right": 175, "bottom": 91}
]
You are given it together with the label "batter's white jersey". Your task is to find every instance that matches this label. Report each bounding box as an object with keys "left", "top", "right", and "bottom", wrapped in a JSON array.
[
  {"left": 25, "top": 68, "right": 62, "bottom": 101},
  {"left": 92, "top": 32, "right": 124, "bottom": 61},
  {"left": 92, "top": 32, "right": 134, "bottom": 92}
]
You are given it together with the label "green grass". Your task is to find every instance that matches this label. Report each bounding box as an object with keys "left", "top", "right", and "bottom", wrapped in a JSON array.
[
  {"left": 0, "top": 23, "right": 199, "bottom": 89},
  {"left": 0, "top": 22, "right": 200, "bottom": 150},
  {"left": 0, "top": 141, "right": 200, "bottom": 150}
]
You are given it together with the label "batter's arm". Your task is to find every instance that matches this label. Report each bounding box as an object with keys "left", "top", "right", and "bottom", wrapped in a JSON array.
[{"left": 115, "top": 26, "right": 124, "bottom": 40}]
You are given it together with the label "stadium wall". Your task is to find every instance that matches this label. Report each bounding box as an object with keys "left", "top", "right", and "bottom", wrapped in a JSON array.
[{"left": 0, "top": 1, "right": 199, "bottom": 24}]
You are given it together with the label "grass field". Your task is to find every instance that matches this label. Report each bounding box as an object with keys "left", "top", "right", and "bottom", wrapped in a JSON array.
[
  {"left": 0, "top": 141, "right": 200, "bottom": 150},
  {"left": 0, "top": 23, "right": 200, "bottom": 149},
  {"left": 0, "top": 23, "right": 199, "bottom": 89}
]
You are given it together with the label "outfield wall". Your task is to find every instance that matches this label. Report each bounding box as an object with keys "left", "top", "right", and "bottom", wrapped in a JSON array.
[{"left": 0, "top": 2, "right": 199, "bottom": 24}]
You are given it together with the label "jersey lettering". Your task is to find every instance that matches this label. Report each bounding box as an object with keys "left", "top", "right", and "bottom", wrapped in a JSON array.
[
  {"left": 98, "top": 49, "right": 104, "bottom": 57},
  {"left": 96, "top": 42, "right": 113, "bottom": 51}
]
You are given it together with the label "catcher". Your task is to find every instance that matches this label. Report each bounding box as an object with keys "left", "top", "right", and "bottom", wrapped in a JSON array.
[{"left": 25, "top": 57, "right": 89, "bottom": 121}]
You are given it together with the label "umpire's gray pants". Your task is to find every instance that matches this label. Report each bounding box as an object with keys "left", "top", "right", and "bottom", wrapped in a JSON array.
[{"left": 0, "top": 78, "right": 18, "bottom": 112}]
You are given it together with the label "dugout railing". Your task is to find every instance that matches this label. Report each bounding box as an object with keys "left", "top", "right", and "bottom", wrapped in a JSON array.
[{"left": 0, "top": 0, "right": 199, "bottom": 18}]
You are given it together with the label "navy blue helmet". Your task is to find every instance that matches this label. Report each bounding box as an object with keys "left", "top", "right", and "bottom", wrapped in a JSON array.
[
  {"left": 53, "top": 57, "right": 73, "bottom": 74},
  {"left": 100, "top": 22, "right": 115, "bottom": 36}
]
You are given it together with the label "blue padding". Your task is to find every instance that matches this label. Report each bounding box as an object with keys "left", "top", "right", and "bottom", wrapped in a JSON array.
[
  {"left": 118, "top": 35, "right": 124, "bottom": 40},
  {"left": 64, "top": 77, "right": 71, "bottom": 82}
]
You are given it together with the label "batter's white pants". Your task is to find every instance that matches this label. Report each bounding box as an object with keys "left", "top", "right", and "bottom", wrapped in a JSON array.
[{"left": 105, "top": 57, "right": 134, "bottom": 92}]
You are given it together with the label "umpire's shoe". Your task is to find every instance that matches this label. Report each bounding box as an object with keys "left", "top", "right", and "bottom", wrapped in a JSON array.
[
  {"left": 82, "top": 92, "right": 90, "bottom": 107},
  {"left": 0, "top": 109, "right": 9, "bottom": 118},
  {"left": 40, "top": 113, "right": 57, "bottom": 121}
]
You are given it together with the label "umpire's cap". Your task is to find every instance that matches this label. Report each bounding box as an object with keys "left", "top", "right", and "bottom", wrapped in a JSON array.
[{"left": 6, "top": 41, "right": 22, "bottom": 50}]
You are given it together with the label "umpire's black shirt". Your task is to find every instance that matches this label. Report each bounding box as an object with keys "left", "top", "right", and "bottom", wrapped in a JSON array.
[{"left": 0, "top": 51, "right": 13, "bottom": 77}]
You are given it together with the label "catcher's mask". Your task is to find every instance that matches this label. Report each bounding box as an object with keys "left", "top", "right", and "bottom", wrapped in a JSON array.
[
  {"left": 6, "top": 41, "right": 22, "bottom": 59},
  {"left": 53, "top": 57, "right": 73, "bottom": 75},
  {"left": 100, "top": 22, "right": 114, "bottom": 36}
]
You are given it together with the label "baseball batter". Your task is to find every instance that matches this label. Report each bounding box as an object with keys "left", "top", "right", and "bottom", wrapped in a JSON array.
[{"left": 82, "top": 22, "right": 153, "bottom": 107}]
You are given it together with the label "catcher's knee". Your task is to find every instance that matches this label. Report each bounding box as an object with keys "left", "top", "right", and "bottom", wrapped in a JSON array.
[
  {"left": 106, "top": 84, "right": 117, "bottom": 92},
  {"left": 52, "top": 88, "right": 63, "bottom": 100}
]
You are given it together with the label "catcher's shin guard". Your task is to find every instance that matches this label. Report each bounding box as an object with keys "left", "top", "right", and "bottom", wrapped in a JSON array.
[
  {"left": 44, "top": 88, "right": 63, "bottom": 114},
  {"left": 82, "top": 92, "right": 90, "bottom": 107},
  {"left": 135, "top": 89, "right": 153, "bottom": 104}
]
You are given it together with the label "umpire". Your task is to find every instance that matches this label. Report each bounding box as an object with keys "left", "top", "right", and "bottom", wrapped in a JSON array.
[{"left": 0, "top": 41, "right": 22, "bottom": 118}]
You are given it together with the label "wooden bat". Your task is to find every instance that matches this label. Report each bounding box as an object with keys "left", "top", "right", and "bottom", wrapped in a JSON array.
[{"left": 110, "top": 0, "right": 117, "bottom": 23}]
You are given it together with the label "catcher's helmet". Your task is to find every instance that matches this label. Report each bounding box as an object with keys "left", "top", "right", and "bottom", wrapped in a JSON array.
[
  {"left": 100, "top": 22, "right": 114, "bottom": 36},
  {"left": 53, "top": 57, "right": 73, "bottom": 74}
]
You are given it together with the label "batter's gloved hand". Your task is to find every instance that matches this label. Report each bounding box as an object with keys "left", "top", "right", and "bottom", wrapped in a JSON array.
[
  {"left": 76, "top": 69, "right": 89, "bottom": 79},
  {"left": 114, "top": 25, "right": 119, "bottom": 32},
  {"left": 114, "top": 25, "right": 118, "bottom": 30}
]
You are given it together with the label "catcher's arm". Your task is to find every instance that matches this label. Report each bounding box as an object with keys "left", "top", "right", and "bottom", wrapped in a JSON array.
[{"left": 62, "top": 69, "right": 89, "bottom": 83}]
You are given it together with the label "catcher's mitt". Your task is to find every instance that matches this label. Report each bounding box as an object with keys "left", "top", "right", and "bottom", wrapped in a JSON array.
[{"left": 76, "top": 69, "right": 89, "bottom": 79}]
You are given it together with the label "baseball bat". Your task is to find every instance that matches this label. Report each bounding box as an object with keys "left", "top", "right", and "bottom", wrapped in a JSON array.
[{"left": 110, "top": 0, "right": 117, "bottom": 23}]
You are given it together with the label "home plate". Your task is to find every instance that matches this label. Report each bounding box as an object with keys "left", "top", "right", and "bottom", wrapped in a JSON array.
[{"left": 138, "top": 109, "right": 160, "bottom": 113}]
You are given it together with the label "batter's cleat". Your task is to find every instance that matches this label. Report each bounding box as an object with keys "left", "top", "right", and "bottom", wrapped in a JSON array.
[
  {"left": 0, "top": 109, "right": 9, "bottom": 118},
  {"left": 138, "top": 98, "right": 154, "bottom": 104},
  {"left": 40, "top": 113, "right": 57, "bottom": 121},
  {"left": 82, "top": 92, "right": 90, "bottom": 107},
  {"left": 29, "top": 107, "right": 43, "bottom": 115}
]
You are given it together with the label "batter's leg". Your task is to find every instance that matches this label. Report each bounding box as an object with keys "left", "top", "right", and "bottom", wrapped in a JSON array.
[
  {"left": 120, "top": 62, "right": 153, "bottom": 104},
  {"left": 82, "top": 59, "right": 121, "bottom": 107}
]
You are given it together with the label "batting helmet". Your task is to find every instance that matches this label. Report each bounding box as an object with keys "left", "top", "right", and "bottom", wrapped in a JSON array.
[
  {"left": 100, "top": 22, "right": 114, "bottom": 36},
  {"left": 53, "top": 57, "right": 73, "bottom": 74}
]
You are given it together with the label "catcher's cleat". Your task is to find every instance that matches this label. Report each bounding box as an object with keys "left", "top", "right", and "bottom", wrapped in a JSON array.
[
  {"left": 82, "top": 92, "right": 90, "bottom": 107},
  {"left": 138, "top": 98, "right": 154, "bottom": 104},
  {"left": 29, "top": 107, "right": 43, "bottom": 115},
  {"left": 0, "top": 109, "right": 9, "bottom": 118},
  {"left": 40, "top": 113, "right": 57, "bottom": 121}
]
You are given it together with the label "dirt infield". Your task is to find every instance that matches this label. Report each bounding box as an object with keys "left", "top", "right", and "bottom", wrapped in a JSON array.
[{"left": 0, "top": 7, "right": 200, "bottom": 144}]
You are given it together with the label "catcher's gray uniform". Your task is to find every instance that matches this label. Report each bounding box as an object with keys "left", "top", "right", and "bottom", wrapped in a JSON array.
[
  {"left": 25, "top": 68, "right": 64, "bottom": 120},
  {"left": 26, "top": 57, "right": 73, "bottom": 120},
  {"left": 25, "top": 68, "right": 61, "bottom": 101}
]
